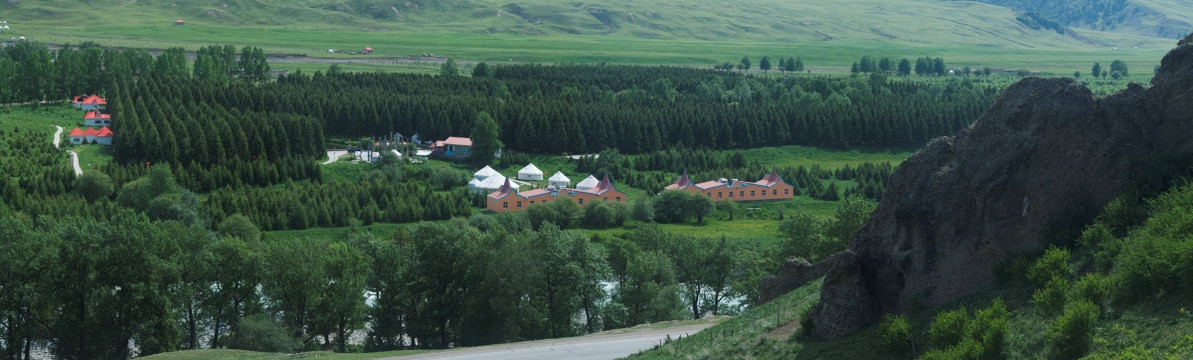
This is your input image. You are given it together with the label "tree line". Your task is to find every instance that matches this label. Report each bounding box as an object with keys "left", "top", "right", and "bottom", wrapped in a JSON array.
[{"left": 0, "top": 42, "right": 268, "bottom": 105}]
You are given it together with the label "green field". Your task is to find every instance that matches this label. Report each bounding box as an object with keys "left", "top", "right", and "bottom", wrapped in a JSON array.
[{"left": 2, "top": 0, "right": 1176, "bottom": 72}]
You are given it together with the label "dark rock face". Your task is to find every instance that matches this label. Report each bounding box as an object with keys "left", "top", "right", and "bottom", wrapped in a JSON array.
[
  {"left": 758, "top": 252, "right": 852, "bottom": 304},
  {"left": 806, "top": 45, "right": 1193, "bottom": 339}
]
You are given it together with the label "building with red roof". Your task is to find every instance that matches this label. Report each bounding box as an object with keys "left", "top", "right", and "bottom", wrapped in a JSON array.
[
  {"left": 72, "top": 95, "right": 107, "bottom": 111},
  {"left": 429, "top": 136, "right": 475, "bottom": 161},
  {"left": 665, "top": 167, "right": 794, "bottom": 202},
  {"left": 84, "top": 111, "right": 111, "bottom": 127},
  {"left": 362, "top": 47, "right": 373, "bottom": 54},
  {"left": 95, "top": 126, "right": 113, "bottom": 146},
  {"left": 486, "top": 173, "right": 627, "bottom": 212},
  {"left": 68, "top": 126, "right": 114, "bottom": 146},
  {"left": 68, "top": 127, "right": 86, "bottom": 145}
]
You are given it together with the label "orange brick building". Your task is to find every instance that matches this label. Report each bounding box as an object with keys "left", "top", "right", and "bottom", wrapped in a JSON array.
[
  {"left": 664, "top": 167, "right": 794, "bottom": 202},
  {"left": 487, "top": 173, "right": 628, "bottom": 212}
]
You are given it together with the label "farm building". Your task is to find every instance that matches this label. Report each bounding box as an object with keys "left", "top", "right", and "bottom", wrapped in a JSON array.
[
  {"left": 575, "top": 175, "right": 599, "bottom": 190},
  {"left": 175, "top": 19, "right": 185, "bottom": 26},
  {"left": 548, "top": 171, "right": 570, "bottom": 188},
  {"left": 84, "top": 111, "right": 110, "bottom": 127},
  {"left": 665, "top": 167, "right": 794, "bottom": 202},
  {"left": 362, "top": 47, "right": 373, "bottom": 54},
  {"left": 69, "top": 126, "right": 113, "bottom": 146},
  {"left": 486, "top": 173, "right": 626, "bottom": 212},
  {"left": 72, "top": 95, "right": 106, "bottom": 111},
  {"left": 429, "top": 136, "right": 473, "bottom": 160},
  {"left": 517, "top": 163, "right": 543, "bottom": 180}
]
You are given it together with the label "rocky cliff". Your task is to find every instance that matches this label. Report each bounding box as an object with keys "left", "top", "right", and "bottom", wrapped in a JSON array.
[{"left": 806, "top": 43, "right": 1193, "bottom": 339}]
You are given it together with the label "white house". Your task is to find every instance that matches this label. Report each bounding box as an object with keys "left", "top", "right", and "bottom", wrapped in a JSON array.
[
  {"left": 548, "top": 171, "right": 570, "bottom": 188},
  {"left": 84, "top": 111, "right": 110, "bottom": 127},
  {"left": 575, "top": 175, "right": 600, "bottom": 190},
  {"left": 517, "top": 163, "right": 543, "bottom": 181}
]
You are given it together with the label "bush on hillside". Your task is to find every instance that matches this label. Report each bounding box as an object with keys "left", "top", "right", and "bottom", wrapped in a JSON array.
[
  {"left": 1033, "top": 276, "right": 1069, "bottom": 316},
  {"left": 1112, "top": 183, "right": 1193, "bottom": 300},
  {"left": 929, "top": 308, "right": 969, "bottom": 349},
  {"left": 1069, "top": 273, "right": 1113, "bottom": 315},
  {"left": 1045, "top": 300, "right": 1099, "bottom": 360},
  {"left": 878, "top": 314, "right": 913, "bottom": 354}
]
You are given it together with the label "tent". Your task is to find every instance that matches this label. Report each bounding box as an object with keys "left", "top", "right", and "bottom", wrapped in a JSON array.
[
  {"left": 472, "top": 175, "right": 520, "bottom": 193},
  {"left": 517, "top": 163, "right": 543, "bottom": 181},
  {"left": 474, "top": 165, "right": 499, "bottom": 180},
  {"left": 575, "top": 175, "right": 599, "bottom": 190},
  {"left": 548, "top": 171, "right": 571, "bottom": 188}
]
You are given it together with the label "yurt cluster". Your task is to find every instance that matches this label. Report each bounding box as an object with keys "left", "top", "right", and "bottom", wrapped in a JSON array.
[
  {"left": 466, "top": 163, "right": 602, "bottom": 194},
  {"left": 468, "top": 163, "right": 624, "bottom": 213}
]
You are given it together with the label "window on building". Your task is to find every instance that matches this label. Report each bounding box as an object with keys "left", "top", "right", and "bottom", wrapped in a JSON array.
[
  {"left": 579, "top": 199, "right": 584, "bottom": 205},
  {"left": 751, "top": 191, "right": 756, "bottom": 197},
  {"left": 718, "top": 192, "right": 722, "bottom": 198},
  {"left": 616, "top": 197, "right": 621, "bottom": 202},
  {"left": 707, "top": 193, "right": 712, "bottom": 197},
  {"left": 773, "top": 189, "right": 778, "bottom": 195},
  {"left": 784, "top": 189, "right": 790, "bottom": 195},
  {"left": 503, "top": 202, "right": 508, "bottom": 209},
  {"left": 728, "top": 192, "right": 733, "bottom": 198},
  {"left": 530, "top": 201, "right": 535, "bottom": 205},
  {"left": 740, "top": 191, "right": 744, "bottom": 197},
  {"left": 517, "top": 201, "right": 522, "bottom": 208}
]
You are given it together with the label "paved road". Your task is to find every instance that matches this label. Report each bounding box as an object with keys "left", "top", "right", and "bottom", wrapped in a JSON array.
[
  {"left": 52, "top": 125, "right": 82, "bottom": 176},
  {"left": 382, "top": 323, "right": 715, "bottom": 360}
]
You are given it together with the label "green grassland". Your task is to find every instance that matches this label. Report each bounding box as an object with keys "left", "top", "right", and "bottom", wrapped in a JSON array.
[
  {"left": 1, "top": 0, "right": 1176, "bottom": 72},
  {"left": 0, "top": 104, "right": 76, "bottom": 135}
]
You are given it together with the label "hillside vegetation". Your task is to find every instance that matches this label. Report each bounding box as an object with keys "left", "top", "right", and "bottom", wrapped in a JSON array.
[{"left": 0, "top": 0, "right": 1174, "bottom": 67}]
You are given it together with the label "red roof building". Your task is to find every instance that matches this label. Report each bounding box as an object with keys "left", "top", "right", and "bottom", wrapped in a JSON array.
[
  {"left": 486, "top": 172, "right": 627, "bottom": 212},
  {"left": 362, "top": 47, "right": 374, "bottom": 54},
  {"left": 84, "top": 111, "right": 111, "bottom": 126},
  {"left": 73, "top": 95, "right": 107, "bottom": 110},
  {"left": 664, "top": 166, "right": 794, "bottom": 202}
]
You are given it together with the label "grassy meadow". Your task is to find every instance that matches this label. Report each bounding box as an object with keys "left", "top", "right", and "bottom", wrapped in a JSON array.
[{"left": 2, "top": 0, "right": 1176, "bottom": 73}]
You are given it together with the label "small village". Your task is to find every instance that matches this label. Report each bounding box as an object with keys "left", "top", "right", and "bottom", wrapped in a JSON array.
[{"left": 67, "top": 94, "right": 114, "bottom": 146}]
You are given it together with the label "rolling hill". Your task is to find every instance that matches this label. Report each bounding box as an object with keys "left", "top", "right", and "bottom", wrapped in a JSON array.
[{"left": 0, "top": 0, "right": 1183, "bottom": 68}]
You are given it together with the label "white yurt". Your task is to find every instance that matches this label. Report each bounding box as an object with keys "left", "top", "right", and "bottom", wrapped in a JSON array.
[
  {"left": 517, "top": 163, "right": 544, "bottom": 181},
  {"left": 467, "top": 177, "right": 482, "bottom": 192},
  {"left": 473, "top": 175, "right": 521, "bottom": 193},
  {"left": 575, "top": 174, "right": 599, "bottom": 190},
  {"left": 548, "top": 171, "right": 570, "bottom": 188},
  {"left": 474, "top": 165, "right": 499, "bottom": 181}
]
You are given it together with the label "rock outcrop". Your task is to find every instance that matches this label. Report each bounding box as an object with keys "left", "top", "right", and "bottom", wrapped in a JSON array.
[
  {"left": 759, "top": 252, "right": 852, "bottom": 304},
  {"left": 806, "top": 44, "right": 1193, "bottom": 339}
]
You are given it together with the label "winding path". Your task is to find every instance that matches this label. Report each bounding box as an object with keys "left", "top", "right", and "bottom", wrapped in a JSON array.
[{"left": 53, "top": 125, "right": 83, "bottom": 177}]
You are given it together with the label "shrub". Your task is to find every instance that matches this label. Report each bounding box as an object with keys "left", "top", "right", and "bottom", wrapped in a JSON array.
[
  {"left": 583, "top": 200, "right": 620, "bottom": 228},
  {"left": 1045, "top": 300, "right": 1099, "bottom": 360},
  {"left": 631, "top": 196, "right": 654, "bottom": 223},
  {"left": 966, "top": 299, "right": 1009, "bottom": 359},
  {"left": 929, "top": 308, "right": 969, "bottom": 348},
  {"left": 877, "top": 314, "right": 912, "bottom": 354},
  {"left": 921, "top": 338, "right": 983, "bottom": 360},
  {"left": 72, "top": 171, "right": 114, "bottom": 202},
  {"left": 218, "top": 214, "right": 261, "bottom": 241},
  {"left": 228, "top": 314, "right": 302, "bottom": 353},
  {"left": 1033, "top": 276, "right": 1069, "bottom": 316},
  {"left": 1077, "top": 223, "right": 1120, "bottom": 271},
  {"left": 1069, "top": 273, "right": 1113, "bottom": 314},
  {"left": 1029, "top": 247, "right": 1071, "bottom": 286}
]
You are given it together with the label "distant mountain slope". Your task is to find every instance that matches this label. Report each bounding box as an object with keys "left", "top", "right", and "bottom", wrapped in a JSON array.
[
  {"left": 0, "top": 0, "right": 1177, "bottom": 49},
  {"left": 960, "top": 0, "right": 1192, "bottom": 38}
]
